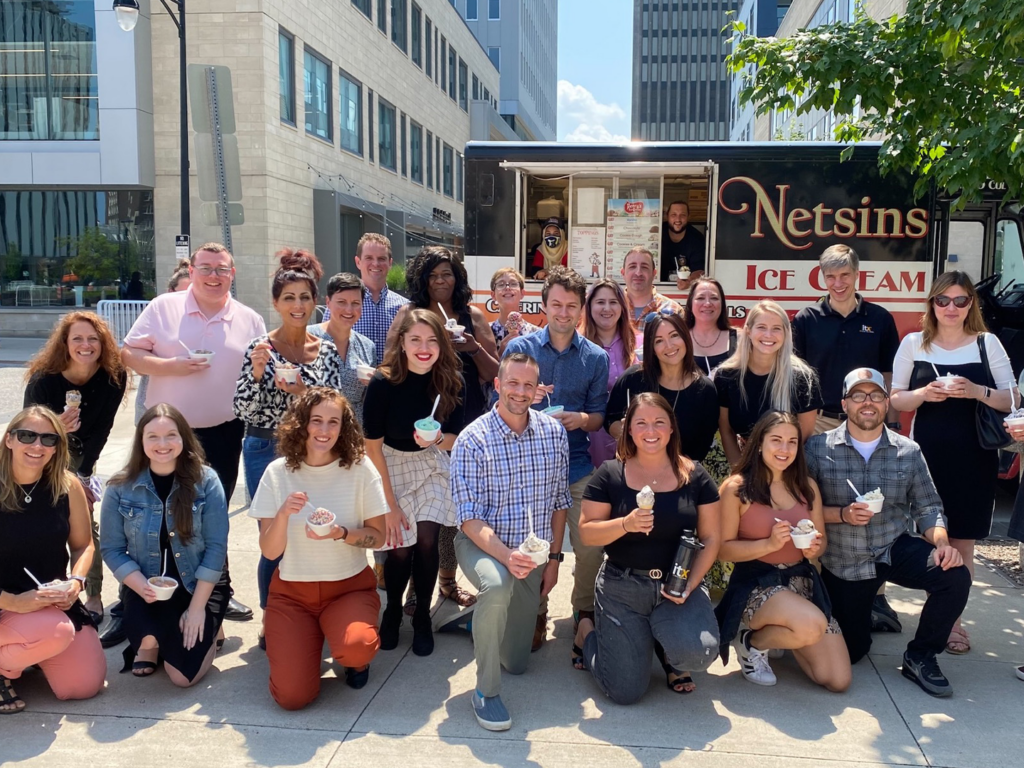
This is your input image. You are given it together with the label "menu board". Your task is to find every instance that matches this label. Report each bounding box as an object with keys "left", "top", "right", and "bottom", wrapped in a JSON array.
[
  {"left": 605, "top": 199, "right": 661, "bottom": 276},
  {"left": 570, "top": 227, "right": 606, "bottom": 278}
]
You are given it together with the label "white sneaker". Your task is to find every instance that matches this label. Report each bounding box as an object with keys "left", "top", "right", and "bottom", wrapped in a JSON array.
[{"left": 736, "top": 629, "right": 777, "bottom": 686}]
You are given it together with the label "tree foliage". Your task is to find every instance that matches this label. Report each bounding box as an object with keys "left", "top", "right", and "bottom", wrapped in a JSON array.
[
  {"left": 62, "top": 228, "right": 123, "bottom": 283},
  {"left": 727, "top": 0, "right": 1024, "bottom": 206}
]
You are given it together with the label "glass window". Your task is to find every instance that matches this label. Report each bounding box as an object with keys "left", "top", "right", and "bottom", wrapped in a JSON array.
[
  {"left": 391, "top": 0, "right": 407, "bottom": 52},
  {"left": 466, "top": 0, "right": 478, "bottom": 19},
  {"left": 436, "top": 137, "right": 442, "bottom": 192},
  {"left": 448, "top": 47, "right": 457, "bottom": 101},
  {"left": 279, "top": 29, "right": 295, "bottom": 124},
  {"left": 425, "top": 18, "right": 433, "bottom": 76},
  {"left": 0, "top": 0, "right": 99, "bottom": 140},
  {"left": 0, "top": 190, "right": 156, "bottom": 306},
  {"left": 410, "top": 121, "right": 423, "bottom": 184},
  {"left": 367, "top": 89, "right": 375, "bottom": 162},
  {"left": 378, "top": 99, "right": 397, "bottom": 171},
  {"left": 458, "top": 59, "right": 468, "bottom": 111},
  {"left": 352, "top": 0, "right": 372, "bottom": 17},
  {"left": 426, "top": 129, "right": 433, "bottom": 187},
  {"left": 411, "top": 4, "right": 422, "bottom": 67},
  {"left": 339, "top": 72, "right": 362, "bottom": 155},
  {"left": 443, "top": 144, "right": 454, "bottom": 197},
  {"left": 456, "top": 152, "right": 464, "bottom": 203},
  {"left": 303, "top": 48, "right": 332, "bottom": 141},
  {"left": 487, "top": 46, "right": 500, "bottom": 72},
  {"left": 489, "top": 0, "right": 500, "bottom": 20},
  {"left": 472, "top": 74, "right": 479, "bottom": 100},
  {"left": 377, "top": 0, "right": 387, "bottom": 33},
  {"left": 441, "top": 38, "right": 447, "bottom": 93},
  {"left": 400, "top": 113, "right": 407, "bottom": 177}
]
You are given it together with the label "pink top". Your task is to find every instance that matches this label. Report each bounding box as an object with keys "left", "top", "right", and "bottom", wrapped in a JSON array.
[
  {"left": 590, "top": 334, "right": 633, "bottom": 467},
  {"left": 124, "top": 288, "right": 267, "bottom": 428},
  {"left": 737, "top": 501, "right": 809, "bottom": 565}
]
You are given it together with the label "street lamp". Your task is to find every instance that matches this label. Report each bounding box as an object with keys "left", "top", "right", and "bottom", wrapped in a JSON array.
[{"left": 112, "top": 0, "right": 190, "bottom": 240}]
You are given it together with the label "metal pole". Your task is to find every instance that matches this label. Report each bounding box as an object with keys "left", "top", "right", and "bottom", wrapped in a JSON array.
[{"left": 179, "top": 0, "right": 189, "bottom": 238}]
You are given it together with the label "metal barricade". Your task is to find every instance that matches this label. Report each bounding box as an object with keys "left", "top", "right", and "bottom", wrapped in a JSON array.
[{"left": 97, "top": 300, "right": 150, "bottom": 345}]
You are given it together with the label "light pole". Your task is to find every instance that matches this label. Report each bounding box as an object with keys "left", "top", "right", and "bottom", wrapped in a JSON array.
[{"left": 113, "top": 0, "right": 189, "bottom": 239}]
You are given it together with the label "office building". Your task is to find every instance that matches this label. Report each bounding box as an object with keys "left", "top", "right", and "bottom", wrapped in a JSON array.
[
  {"left": 455, "top": 0, "right": 557, "bottom": 141},
  {"left": 729, "top": 0, "right": 790, "bottom": 141},
  {"left": 631, "top": 0, "right": 740, "bottom": 142}
]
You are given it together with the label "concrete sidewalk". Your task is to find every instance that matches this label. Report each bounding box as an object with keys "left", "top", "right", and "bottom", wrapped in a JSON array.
[{"left": 4, "top": 391, "right": 1024, "bottom": 767}]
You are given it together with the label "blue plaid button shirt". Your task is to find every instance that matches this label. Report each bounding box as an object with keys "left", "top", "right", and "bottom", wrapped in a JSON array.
[
  {"left": 451, "top": 407, "right": 572, "bottom": 549},
  {"left": 805, "top": 422, "right": 946, "bottom": 581},
  {"left": 324, "top": 286, "right": 408, "bottom": 365}
]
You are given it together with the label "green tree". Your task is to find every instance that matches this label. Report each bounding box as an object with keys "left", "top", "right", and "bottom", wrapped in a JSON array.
[
  {"left": 728, "top": 0, "right": 1024, "bottom": 206},
  {"left": 62, "top": 228, "right": 122, "bottom": 283}
]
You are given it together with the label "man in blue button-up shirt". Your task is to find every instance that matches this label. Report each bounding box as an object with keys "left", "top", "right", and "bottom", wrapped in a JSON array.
[{"left": 502, "top": 267, "right": 609, "bottom": 650}]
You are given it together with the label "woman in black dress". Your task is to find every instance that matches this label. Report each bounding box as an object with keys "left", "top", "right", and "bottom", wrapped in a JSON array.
[
  {"left": 23, "top": 312, "right": 128, "bottom": 622},
  {"left": 389, "top": 246, "right": 498, "bottom": 608},
  {"left": 101, "top": 404, "right": 230, "bottom": 685},
  {"left": 891, "top": 271, "right": 1013, "bottom": 655}
]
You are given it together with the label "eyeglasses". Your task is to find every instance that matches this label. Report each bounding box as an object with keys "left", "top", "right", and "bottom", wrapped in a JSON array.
[
  {"left": 193, "top": 266, "right": 233, "bottom": 277},
  {"left": 933, "top": 294, "right": 971, "bottom": 309},
  {"left": 11, "top": 429, "right": 60, "bottom": 447},
  {"left": 846, "top": 391, "right": 888, "bottom": 404},
  {"left": 494, "top": 281, "right": 521, "bottom": 290}
]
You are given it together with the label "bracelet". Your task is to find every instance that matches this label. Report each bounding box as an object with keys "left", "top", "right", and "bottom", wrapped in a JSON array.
[
  {"left": 621, "top": 517, "right": 628, "bottom": 533},
  {"left": 337, "top": 525, "right": 349, "bottom": 541},
  {"left": 467, "top": 347, "right": 480, "bottom": 357},
  {"left": 839, "top": 506, "right": 847, "bottom": 524}
]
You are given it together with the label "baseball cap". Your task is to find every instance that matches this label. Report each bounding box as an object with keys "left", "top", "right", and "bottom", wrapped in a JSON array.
[{"left": 842, "top": 368, "right": 888, "bottom": 398}]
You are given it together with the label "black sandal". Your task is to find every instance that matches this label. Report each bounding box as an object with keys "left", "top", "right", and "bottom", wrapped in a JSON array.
[
  {"left": 0, "top": 675, "right": 26, "bottom": 714},
  {"left": 666, "top": 671, "right": 696, "bottom": 694},
  {"left": 345, "top": 665, "right": 370, "bottom": 689},
  {"left": 571, "top": 644, "right": 587, "bottom": 671},
  {"left": 132, "top": 660, "right": 157, "bottom": 677}
]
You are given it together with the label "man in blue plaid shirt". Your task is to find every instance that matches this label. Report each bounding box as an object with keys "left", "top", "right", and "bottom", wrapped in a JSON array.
[
  {"left": 805, "top": 368, "right": 970, "bottom": 698},
  {"left": 450, "top": 352, "right": 571, "bottom": 731}
]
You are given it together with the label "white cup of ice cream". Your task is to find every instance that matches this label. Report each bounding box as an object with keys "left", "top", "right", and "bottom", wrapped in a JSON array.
[
  {"left": 356, "top": 363, "right": 375, "bottom": 382},
  {"left": 518, "top": 533, "right": 550, "bottom": 566},
  {"left": 415, "top": 417, "right": 441, "bottom": 443},
  {"left": 789, "top": 519, "right": 817, "bottom": 549},
  {"left": 39, "top": 579, "right": 75, "bottom": 596},
  {"left": 856, "top": 488, "right": 885, "bottom": 514},
  {"left": 306, "top": 507, "right": 336, "bottom": 536},
  {"left": 935, "top": 374, "right": 958, "bottom": 390},
  {"left": 677, "top": 268, "right": 691, "bottom": 281},
  {"left": 542, "top": 405, "right": 564, "bottom": 416},
  {"left": 189, "top": 349, "right": 215, "bottom": 364},
  {"left": 277, "top": 364, "right": 299, "bottom": 384},
  {"left": 148, "top": 576, "right": 178, "bottom": 600},
  {"left": 1004, "top": 414, "right": 1024, "bottom": 428},
  {"left": 447, "top": 324, "right": 466, "bottom": 341}
]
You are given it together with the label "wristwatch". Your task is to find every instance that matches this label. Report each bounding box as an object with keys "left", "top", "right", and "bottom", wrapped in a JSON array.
[
  {"left": 70, "top": 575, "right": 87, "bottom": 588},
  {"left": 548, "top": 552, "right": 564, "bottom": 562}
]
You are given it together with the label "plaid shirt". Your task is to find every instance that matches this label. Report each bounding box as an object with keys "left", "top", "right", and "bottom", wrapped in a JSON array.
[
  {"left": 805, "top": 423, "right": 946, "bottom": 581},
  {"left": 625, "top": 290, "right": 685, "bottom": 333},
  {"left": 450, "top": 407, "right": 572, "bottom": 549},
  {"left": 324, "top": 286, "right": 408, "bottom": 365}
]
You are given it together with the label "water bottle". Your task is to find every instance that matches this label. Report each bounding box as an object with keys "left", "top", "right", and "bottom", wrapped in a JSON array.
[{"left": 663, "top": 530, "right": 703, "bottom": 598}]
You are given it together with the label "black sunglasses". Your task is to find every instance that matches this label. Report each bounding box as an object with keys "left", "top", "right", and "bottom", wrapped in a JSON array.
[
  {"left": 933, "top": 294, "right": 972, "bottom": 308},
  {"left": 11, "top": 429, "right": 60, "bottom": 448}
]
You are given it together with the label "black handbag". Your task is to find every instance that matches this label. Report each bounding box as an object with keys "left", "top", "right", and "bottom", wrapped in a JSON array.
[{"left": 975, "top": 334, "right": 1014, "bottom": 451}]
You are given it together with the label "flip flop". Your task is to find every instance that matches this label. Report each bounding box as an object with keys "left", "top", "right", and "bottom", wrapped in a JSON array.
[
  {"left": 946, "top": 627, "right": 971, "bottom": 655},
  {"left": 666, "top": 671, "right": 696, "bottom": 694},
  {"left": 132, "top": 660, "right": 158, "bottom": 677},
  {"left": 571, "top": 643, "right": 587, "bottom": 671}
]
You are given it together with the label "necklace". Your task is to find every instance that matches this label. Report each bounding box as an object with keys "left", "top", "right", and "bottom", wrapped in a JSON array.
[
  {"left": 660, "top": 377, "right": 685, "bottom": 412},
  {"left": 19, "top": 478, "right": 42, "bottom": 504},
  {"left": 692, "top": 328, "right": 723, "bottom": 349}
]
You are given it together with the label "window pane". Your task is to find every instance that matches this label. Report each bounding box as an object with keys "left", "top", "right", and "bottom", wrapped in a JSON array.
[
  {"left": 472, "top": 75, "right": 479, "bottom": 100},
  {"left": 426, "top": 130, "right": 433, "bottom": 187},
  {"left": 377, "top": 0, "right": 387, "bottom": 32},
  {"left": 458, "top": 60, "right": 468, "bottom": 111},
  {"left": 391, "top": 0, "right": 407, "bottom": 52},
  {"left": 304, "top": 50, "right": 331, "bottom": 140},
  {"left": 448, "top": 47, "right": 457, "bottom": 101},
  {"left": 489, "top": 0, "right": 500, "bottom": 20},
  {"left": 443, "top": 144, "right": 453, "bottom": 197},
  {"left": 425, "top": 19, "right": 432, "bottom": 76},
  {"left": 378, "top": 101, "right": 396, "bottom": 171},
  {"left": 466, "top": 0, "right": 478, "bottom": 19},
  {"left": 410, "top": 122, "right": 423, "bottom": 184},
  {"left": 411, "top": 4, "right": 422, "bottom": 67},
  {"left": 0, "top": 0, "right": 99, "bottom": 140},
  {"left": 367, "top": 89, "right": 374, "bottom": 162},
  {"left": 487, "top": 46, "right": 500, "bottom": 72},
  {"left": 279, "top": 31, "right": 295, "bottom": 123},
  {"left": 400, "top": 113, "right": 407, "bottom": 177},
  {"left": 352, "top": 0, "right": 372, "bottom": 17},
  {"left": 440, "top": 38, "right": 447, "bottom": 93},
  {"left": 340, "top": 73, "right": 362, "bottom": 155},
  {"left": 456, "top": 152, "right": 464, "bottom": 202}
]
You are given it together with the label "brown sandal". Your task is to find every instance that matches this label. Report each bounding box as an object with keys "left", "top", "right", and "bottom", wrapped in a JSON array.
[
  {"left": 438, "top": 576, "right": 477, "bottom": 607},
  {"left": 946, "top": 626, "right": 971, "bottom": 655}
]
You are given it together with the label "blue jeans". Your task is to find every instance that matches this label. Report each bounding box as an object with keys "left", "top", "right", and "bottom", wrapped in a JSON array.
[{"left": 243, "top": 434, "right": 282, "bottom": 609}]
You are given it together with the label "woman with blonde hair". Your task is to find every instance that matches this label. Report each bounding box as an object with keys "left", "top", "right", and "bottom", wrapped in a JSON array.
[
  {"left": 23, "top": 312, "right": 128, "bottom": 623},
  {"left": 891, "top": 270, "right": 1013, "bottom": 655},
  {"left": 363, "top": 309, "right": 466, "bottom": 656},
  {"left": 0, "top": 406, "right": 105, "bottom": 713},
  {"left": 715, "top": 300, "right": 821, "bottom": 469}
]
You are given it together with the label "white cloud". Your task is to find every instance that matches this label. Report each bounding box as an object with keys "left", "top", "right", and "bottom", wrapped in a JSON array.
[{"left": 557, "top": 80, "right": 630, "bottom": 143}]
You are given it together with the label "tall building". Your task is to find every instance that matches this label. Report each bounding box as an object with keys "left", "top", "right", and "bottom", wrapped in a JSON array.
[
  {"left": 0, "top": 1, "right": 155, "bottom": 334},
  {"left": 729, "top": 0, "right": 790, "bottom": 141},
  {"left": 631, "top": 0, "right": 740, "bottom": 142},
  {"left": 455, "top": 0, "right": 557, "bottom": 141}
]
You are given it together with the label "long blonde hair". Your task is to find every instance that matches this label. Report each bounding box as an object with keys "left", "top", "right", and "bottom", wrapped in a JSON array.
[
  {"left": 0, "top": 406, "right": 73, "bottom": 512},
  {"left": 718, "top": 300, "right": 816, "bottom": 413},
  {"left": 921, "top": 270, "right": 987, "bottom": 351}
]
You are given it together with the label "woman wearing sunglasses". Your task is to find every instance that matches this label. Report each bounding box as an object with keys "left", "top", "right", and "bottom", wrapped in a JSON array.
[
  {"left": 0, "top": 407, "right": 106, "bottom": 714},
  {"left": 891, "top": 271, "right": 1014, "bottom": 655}
]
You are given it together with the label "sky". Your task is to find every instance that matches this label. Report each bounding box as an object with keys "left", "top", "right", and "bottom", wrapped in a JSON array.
[{"left": 556, "top": 0, "right": 633, "bottom": 142}]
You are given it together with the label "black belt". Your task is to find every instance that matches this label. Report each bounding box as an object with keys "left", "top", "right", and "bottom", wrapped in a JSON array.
[
  {"left": 607, "top": 561, "right": 665, "bottom": 581},
  {"left": 244, "top": 425, "right": 276, "bottom": 439},
  {"left": 819, "top": 410, "right": 847, "bottom": 421}
]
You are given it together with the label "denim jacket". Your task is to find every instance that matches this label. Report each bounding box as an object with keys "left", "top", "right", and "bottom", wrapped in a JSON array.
[{"left": 100, "top": 466, "right": 228, "bottom": 593}]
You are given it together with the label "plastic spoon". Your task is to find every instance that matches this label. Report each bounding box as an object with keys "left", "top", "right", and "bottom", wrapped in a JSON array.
[
  {"left": 438, "top": 304, "right": 451, "bottom": 325},
  {"left": 161, "top": 550, "right": 167, "bottom": 579},
  {"left": 429, "top": 394, "right": 441, "bottom": 422},
  {"left": 931, "top": 362, "right": 942, "bottom": 379},
  {"left": 847, "top": 479, "right": 863, "bottom": 498},
  {"left": 23, "top": 567, "right": 43, "bottom": 587}
]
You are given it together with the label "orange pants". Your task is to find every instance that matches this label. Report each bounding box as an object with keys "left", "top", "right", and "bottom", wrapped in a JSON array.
[
  {"left": 0, "top": 607, "right": 106, "bottom": 700},
  {"left": 265, "top": 567, "right": 380, "bottom": 710}
]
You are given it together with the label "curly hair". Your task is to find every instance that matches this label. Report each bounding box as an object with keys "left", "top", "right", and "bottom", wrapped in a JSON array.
[
  {"left": 379, "top": 308, "right": 463, "bottom": 422},
  {"left": 0, "top": 406, "right": 73, "bottom": 512},
  {"left": 541, "top": 265, "right": 587, "bottom": 305},
  {"left": 272, "top": 248, "right": 324, "bottom": 301},
  {"left": 25, "top": 312, "right": 126, "bottom": 390},
  {"left": 616, "top": 392, "right": 693, "bottom": 488},
  {"left": 275, "top": 387, "right": 365, "bottom": 471},
  {"left": 405, "top": 245, "right": 473, "bottom": 313}
]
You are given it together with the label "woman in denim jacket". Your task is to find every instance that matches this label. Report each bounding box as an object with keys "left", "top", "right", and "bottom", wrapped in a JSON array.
[{"left": 100, "top": 404, "right": 229, "bottom": 685}]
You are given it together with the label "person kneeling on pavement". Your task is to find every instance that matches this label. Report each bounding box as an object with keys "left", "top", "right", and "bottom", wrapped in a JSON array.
[
  {"left": 805, "top": 368, "right": 971, "bottom": 697},
  {"left": 449, "top": 353, "right": 571, "bottom": 731}
]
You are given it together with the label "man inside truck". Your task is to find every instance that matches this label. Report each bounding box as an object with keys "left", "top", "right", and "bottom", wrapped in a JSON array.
[{"left": 659, "top": 201, "right": 706, "bottom": 289}]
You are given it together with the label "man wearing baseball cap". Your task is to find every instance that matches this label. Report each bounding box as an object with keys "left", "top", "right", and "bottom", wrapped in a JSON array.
[{"left": 804, "top": 367, "right": 971, "bottom": 697}]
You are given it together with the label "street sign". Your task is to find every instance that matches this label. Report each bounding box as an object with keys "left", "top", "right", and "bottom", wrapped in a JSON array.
[{"left": 175, "top": 234, "right": 190, "bottom": 262}]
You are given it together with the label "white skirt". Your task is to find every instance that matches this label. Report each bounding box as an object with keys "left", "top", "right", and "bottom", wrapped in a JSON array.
[{"left": 377, "top": 444, "right": 456, "bottom": 551}]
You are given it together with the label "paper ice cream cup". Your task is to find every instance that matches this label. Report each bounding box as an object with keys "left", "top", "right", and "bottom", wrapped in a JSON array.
[{"left": 148, "top": 576, "right": 178, "bottom": 600}]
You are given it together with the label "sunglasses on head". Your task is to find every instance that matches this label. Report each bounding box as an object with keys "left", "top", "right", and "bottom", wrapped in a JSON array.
[
  {"left": 11, "top": 429, "right": 60, "bottom": 448},
  {"left": 933, "top": 294, "right": 972, "bottom": 308},
  {"left": 643, "top": 306, "right": 676, "bottom": 324}
]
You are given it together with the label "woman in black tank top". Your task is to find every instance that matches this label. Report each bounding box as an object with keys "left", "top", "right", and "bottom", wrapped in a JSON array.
[{"left": 0, "top": 406, "right": 105, "bottom": 714}]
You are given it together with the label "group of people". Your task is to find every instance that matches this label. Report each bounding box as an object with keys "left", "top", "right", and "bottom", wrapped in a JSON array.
[{"left": 1, "top": 235, "right": 1018, "bottom": 730}]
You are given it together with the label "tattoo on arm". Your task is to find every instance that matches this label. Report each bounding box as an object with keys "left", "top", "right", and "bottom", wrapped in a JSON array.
[{"left": 347, "top": 533, "right": 380, "bottom": 548}]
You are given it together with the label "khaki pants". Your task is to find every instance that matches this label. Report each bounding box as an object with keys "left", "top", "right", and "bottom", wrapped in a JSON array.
[
  {"left": 539, "top": 472, "right": 603, "bottom": 615},
  {"left": 814, "top": 413, "right": 844, "bottom": 436}
]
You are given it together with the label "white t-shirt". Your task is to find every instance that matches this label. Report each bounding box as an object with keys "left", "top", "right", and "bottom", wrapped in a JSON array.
[
  {"left": 849, "top": 434, "right": 882, "bottom": 463},
  {"left": 248, "top": 457, "right": 387, "bottom": 582},
  {"left": 892, "top": 331, "right": 1015, "bottom": 392}
]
